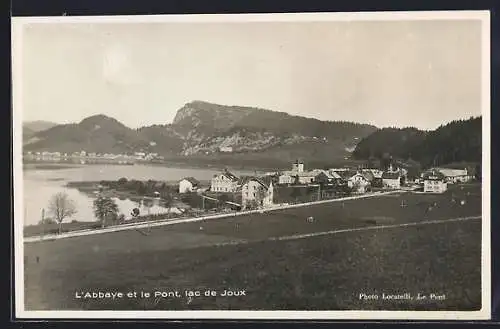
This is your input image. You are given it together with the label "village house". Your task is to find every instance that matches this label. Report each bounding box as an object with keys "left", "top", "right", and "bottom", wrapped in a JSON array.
[
  {"left": 315, "top": 170, "right": 342, "bottom": 185},
  {"left": 329, "top": 167, "right": 351, "bottom": 172},
  {"left": 241, "top": 176, "right": 274, "bottom": 209},
  {"left": 278, "top": 171, "right": 295, "bottom": 185},
  {"left": 382, "top": 172, "right": 401, "bottom": 189},
  {"left": 178, "top": 177, "right": 200, "bottom": 194},
  {"left": 211, "top": 170, "right": 240, "bottom": 192},
  {"left": 434, "top": 168, "right": 472, "bottom": 184},
  {"left": 296, "top": 171, "right": 321, "bottom": 184},
  {"left": 381, "top": 164, "right": 406, "bottom": 189},
  {"left": 347, "top": 172, "right": 372, "bottom": 194},
  {"left": 362, "top": 168, "right": 384, "bottom": 179},
  {"left": 423, "top": 170, "right": 448, "bottom": 193},
  {"left": 278, "top": 159, "right": 306, "bottom": 185}
]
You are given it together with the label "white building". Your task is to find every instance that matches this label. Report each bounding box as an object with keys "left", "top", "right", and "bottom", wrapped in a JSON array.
[
  {"left": 381, "top": 164, "right": 404, "bottom": 189},
  {"left": 434, "top": 168, "right": 472, "bottom": 184},
  {"left": 347, "top": 172, "right": 371, "bottom": 193},
  {"left": 277, "top": 160, "right": 329, "bottom": 185},
  {"left": 382, "top": 172, "right": 401, "bottom": 189},
  {"left": 423, "top": 171, "right": 448, "bottom": 193},
  {"left": 179, "top": 177, "right": 200, "bottom": 194},
  {"left": 291, "top": 160, "right": 305, "bottom": 173},
  {"left": 296, "top": 171, "right": 320, "bottom": 184},
  {"left": 211, "top": 170, "right": 240, "bottom": 192},
  {"left": 363, "top": 168, "right": 384, "bottom": 179},
  {"left": 278, "top": 172, "right": 295, "bottom": 185},
  {"left": 241, "top": 177, "right": 274, "bottom": 209}
]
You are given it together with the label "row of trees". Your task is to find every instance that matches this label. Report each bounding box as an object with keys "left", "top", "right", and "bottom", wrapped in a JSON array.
[
  {"left": 99, "top": 178, "right": 175, "bottom": 198},
  {"left": 41, "top": 192, "right": 124, "bottom": 234}
]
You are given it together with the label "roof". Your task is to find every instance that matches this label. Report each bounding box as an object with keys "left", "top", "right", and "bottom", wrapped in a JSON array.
[
  {"left": 382, "top": 172, "right": 401, "bottom": 180},
  {"left": 327, "top": 171, "right": 342, "bottom": 179},
  {"left": 435, "top": 168, "right": 468, "bottom": 177},
  {"left": 214, "top": 170, "right": 239, "bottom": 182},
  {"left": 422, "top": 170, "right": 446, "bottom": 180},
  {"left": 348, "top": 172, "right": 372, "bottom": 181},
  {"left": 180, "top": 177, "right": 200, "bottom": 186},
  {"left": 240, "top": 176, "right": 273, "bottom": 188},
  {"left": 360, "top": 171, "right": 374, "bottom": 181},
  {"left": 289, "top": 171, "right": 322, "bottom": 177},
  {"left": 238, "top": 175, "right": 256, "bottom": 185},
  {"left": 259, "top": 175, "right": 274, "bottom": 187},
  {"left": 279, "top": 171, "right": 294, "bottom": 176},
  {"left": 339, "top": 170, "right": 357, "bottom": 179}
]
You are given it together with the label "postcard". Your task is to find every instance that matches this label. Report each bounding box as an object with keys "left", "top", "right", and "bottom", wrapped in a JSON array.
[{"left": 11, "top": 10, "right": 491, "bottom": 320}]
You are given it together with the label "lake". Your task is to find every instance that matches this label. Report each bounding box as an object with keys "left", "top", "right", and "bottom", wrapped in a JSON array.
[{"left": 21, "top": 164, "right": 258, "bottom": 226}]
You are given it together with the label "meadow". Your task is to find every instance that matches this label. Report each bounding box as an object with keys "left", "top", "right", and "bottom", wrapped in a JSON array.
[{"left": 23, "top": 183, "right": 482, "bottom": 311}]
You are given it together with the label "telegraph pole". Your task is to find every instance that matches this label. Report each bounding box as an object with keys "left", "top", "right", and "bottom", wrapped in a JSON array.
[{"left": 41, "top": 208, "right": 45, "bottom": 239}]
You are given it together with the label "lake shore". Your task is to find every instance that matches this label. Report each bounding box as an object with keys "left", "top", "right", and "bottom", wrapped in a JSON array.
[
  {"left": 23, "top": 163, "right": 84, "bottom": 170},
  {"left": 22, "top": 160, "right": 274, "bottom": 173}
]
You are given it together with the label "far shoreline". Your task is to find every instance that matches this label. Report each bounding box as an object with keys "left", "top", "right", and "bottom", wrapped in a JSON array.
[{"left": 22, "top": 160, "right": 275, "bottom": 173}]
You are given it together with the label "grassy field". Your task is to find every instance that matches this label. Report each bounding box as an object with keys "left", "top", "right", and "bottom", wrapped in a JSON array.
[{"left": 24, "top": 184, "right": 482, "bottom": 311}]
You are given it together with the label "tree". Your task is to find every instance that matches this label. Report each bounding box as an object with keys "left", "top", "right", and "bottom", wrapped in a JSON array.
[
  {"left": 131, "top": 207, "right": 140, "bottom": 218},
  {"left": 48, "top": 192, "right": 77, "bottom": 234},
  {"left": 218, "top": 194, "right": 230, "bottom": 210},
  {"left": 381, "top": 153, "right": 392, "bottom": 171},
  {"left": 290, "top": 187, "right": 302, "bottom": 203},
  {"left": 93, "top": 196, "right": 119, "bottom": 228},
  {"left": 160, "top": 190, "right": 174, "bottom": 217}
]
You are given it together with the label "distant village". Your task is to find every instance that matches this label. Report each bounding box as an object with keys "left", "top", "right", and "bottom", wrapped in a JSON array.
[
  {"left": 24, "top": 149, "right": 475, "bottom": 213},
  {"left": 23, "top": 150, "right": 163, "bottom": 164},
  {"left": 178, "top": 159, "right": 475, "bottom": 211}
]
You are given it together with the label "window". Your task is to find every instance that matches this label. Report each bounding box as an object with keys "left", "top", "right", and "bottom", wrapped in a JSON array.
[{"left": 253, "top": 193, "right": 256, "bottom": 197}]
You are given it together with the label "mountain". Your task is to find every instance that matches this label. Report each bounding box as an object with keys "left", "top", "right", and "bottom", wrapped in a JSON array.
[
  {"left": 352, "top": 117, "right": 482, "bottom": 169},
  {"left": 24, "top": 115, "right": 151, "bottom": 154},
  {"left": 24, "top": 120, "right": 58, "bottom": 132},
  {"left": 168, "top": 101, "right": 377, "bottom": 157},
  {"left": 23, "top": 120, "right": 58, "bottom": 140},
  {"left": 23, "top": 100, "right": 379, "bottom": 166}
]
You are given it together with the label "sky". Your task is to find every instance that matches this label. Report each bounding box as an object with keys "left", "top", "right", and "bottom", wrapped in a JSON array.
[{"left": 18, "top": 17, "right": 483, "bottom": 130}]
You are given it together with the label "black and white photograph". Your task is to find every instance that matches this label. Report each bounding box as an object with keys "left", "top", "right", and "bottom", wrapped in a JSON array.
[{"left": 12, "top": 11, "right": 491, "bottom": 320}]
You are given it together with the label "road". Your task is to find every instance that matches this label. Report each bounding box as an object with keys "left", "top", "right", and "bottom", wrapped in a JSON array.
[{"left": 23, "top": 190, "right": 402, "bottom": 243}]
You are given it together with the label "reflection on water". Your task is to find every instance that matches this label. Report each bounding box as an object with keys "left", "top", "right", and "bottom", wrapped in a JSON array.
[{"left": 22, "top": 164, "right": 255, "bottom": 226}]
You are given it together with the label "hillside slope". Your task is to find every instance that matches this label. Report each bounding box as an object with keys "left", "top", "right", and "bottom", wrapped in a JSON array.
[
  {"left": 353, "top": 117, "right": 482, "bottom": 168},
  {"left": 23, "top": 101, "right": 379, "bottom": 167}
]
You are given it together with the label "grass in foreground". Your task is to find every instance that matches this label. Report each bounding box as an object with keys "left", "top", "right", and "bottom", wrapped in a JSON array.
[{"left": 24, "top": 184, "right": 482, "bottom": 311}]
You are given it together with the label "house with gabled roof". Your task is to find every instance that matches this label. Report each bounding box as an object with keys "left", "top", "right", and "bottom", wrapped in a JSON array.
[
  {"left": 382, "top": 171, "right": 401, "bottom": 189},
  {"left": 211, "top": 169, "right": 240, "bottom": 192},
  {"left": 422, "top": 170, "right": 448, "bottom": 193},
  {"left": 347, "top": 172, "right": 372, "bottom": 194},
  {"left": 179, "top": 177, "right": 200, "bottom": 194},
  {"left": 241, "top": 176, "right": 274, "bottom": 209},
  {"left": 434, "top": 167, "right": 472, "bottom": 184}
]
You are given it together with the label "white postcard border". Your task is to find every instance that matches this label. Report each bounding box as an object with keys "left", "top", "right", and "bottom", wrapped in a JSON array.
[{"left": 11, "top": 10, "right": 492, "bottom": 320}]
